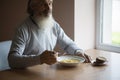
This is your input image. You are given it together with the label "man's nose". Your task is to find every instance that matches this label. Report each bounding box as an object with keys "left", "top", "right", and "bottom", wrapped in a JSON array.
[{"left": 44, "top": 4, "right": 50, "bottom": 10}]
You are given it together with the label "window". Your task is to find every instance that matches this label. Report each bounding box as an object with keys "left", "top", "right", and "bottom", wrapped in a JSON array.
[{"left": 96, "top": 0, "right": 120, "bottom": 53}]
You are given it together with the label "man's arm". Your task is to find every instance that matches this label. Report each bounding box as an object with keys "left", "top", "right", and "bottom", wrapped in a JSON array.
[
  {"left": 55, "top": 23, "right": 83, "bottom": 54},
  {"left": 8, "top": 26, "right": 41, "bottom": 69},
  {"left": 8, "top": 51, "right": 40, "bottom": 68},
  {"left": 55, "top": 23, "right": 91, "bottom": 63}
]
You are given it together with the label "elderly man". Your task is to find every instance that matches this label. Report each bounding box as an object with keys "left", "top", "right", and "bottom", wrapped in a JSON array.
[{"left": 8, "top": 0, "right": 91, "bottom": 69}]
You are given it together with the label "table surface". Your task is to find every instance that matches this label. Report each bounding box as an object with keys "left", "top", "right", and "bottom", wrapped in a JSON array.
[{"left": 0, "top": 49, "right": 120, "bottom": 80}]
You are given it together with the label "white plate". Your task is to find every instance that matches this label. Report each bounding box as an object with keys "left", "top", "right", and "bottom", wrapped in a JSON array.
[{"left": 57, "top": 55, "right": 85, "bottom": 67}]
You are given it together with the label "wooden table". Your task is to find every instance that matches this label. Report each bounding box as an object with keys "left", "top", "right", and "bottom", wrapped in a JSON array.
[{"left": 0, "top": 49, "right": 120, "bottom": 80}]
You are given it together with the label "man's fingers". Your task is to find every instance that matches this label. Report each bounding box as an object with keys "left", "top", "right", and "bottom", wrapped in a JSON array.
[
  {"left": 78, "top": 53, "right": 91, "bottom": 63},
  {"left": 84, "top": 54, "right": 92, "bottom": 63},
  {"left": 83, "top": 55, "right": 89, "bottom": 63},
  {"left": 40, "top": 50, "right": 58, "bottom": 65}
]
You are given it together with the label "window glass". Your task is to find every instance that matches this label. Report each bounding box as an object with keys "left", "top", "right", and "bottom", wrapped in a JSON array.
[
  {"left": 96, "top": 0, "right": 120, "bottom": 53},
  {"left": 112, "top": 0, "right": 120, "bottom": 46}
]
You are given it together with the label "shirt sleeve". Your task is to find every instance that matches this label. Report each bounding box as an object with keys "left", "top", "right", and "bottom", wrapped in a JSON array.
[
  {"left": 8, "top": 26, "right": 40, "bottom": 69},
  {"left": 56, "top": 23, "right": 84, "bottom": 54}
]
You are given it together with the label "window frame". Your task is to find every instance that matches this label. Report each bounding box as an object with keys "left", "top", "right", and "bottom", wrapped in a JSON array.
[{"left": 96, "top": 0, "right": 120, "bottom": 53}]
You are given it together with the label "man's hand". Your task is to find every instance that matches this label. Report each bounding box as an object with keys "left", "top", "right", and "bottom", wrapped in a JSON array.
[
  {"left": 40, "top": 50, "right": 58, "bottom": 65},
  {"left": 75, "top": 52, "right": 91, "bottom": 63}
]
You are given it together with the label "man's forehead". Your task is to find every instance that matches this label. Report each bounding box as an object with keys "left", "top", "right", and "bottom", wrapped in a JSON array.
[
  {"left": 31, "top": 0, "right": 53, "bottom": 4},
  {"left": 47, "top": 0, "right": 53, "bottom": 1},
  {"left": 34, "top": 0, "right": 53, "bottom": 2},
  {"left": 39, "top": 0, "right": 53, "bottom": 2}
]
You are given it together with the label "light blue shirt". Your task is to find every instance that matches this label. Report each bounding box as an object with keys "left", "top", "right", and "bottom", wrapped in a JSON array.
[{"left": 8, "top": 17, "right": 83, "bottom": 68}]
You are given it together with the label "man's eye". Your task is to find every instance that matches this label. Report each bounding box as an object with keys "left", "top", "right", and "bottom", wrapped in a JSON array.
[{"left": 48, "top": 2, "right": 52, "bottom": 5}]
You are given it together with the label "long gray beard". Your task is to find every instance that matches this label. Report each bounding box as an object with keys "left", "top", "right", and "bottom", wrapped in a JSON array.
[{"left": 35, "top": 15, "right": 54, "bottom": 31}]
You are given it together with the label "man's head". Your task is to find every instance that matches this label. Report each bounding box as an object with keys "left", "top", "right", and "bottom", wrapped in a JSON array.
[{"left": 27, "top": 0, "right": 53, "bottom": 17}]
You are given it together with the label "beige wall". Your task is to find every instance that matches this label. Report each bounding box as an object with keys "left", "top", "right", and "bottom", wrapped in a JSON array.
[
  {"left": 75, "top": 0, "right": 95, "bottom": 50},
  {"left": 53, "top": 0, "right": 74, "bottom": 40},
  {"left": 0, "top": 0, "right": 74, "bottom": 41},
  {"left": 0, "top": 0, "right": 28, "bottom": 41}
]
